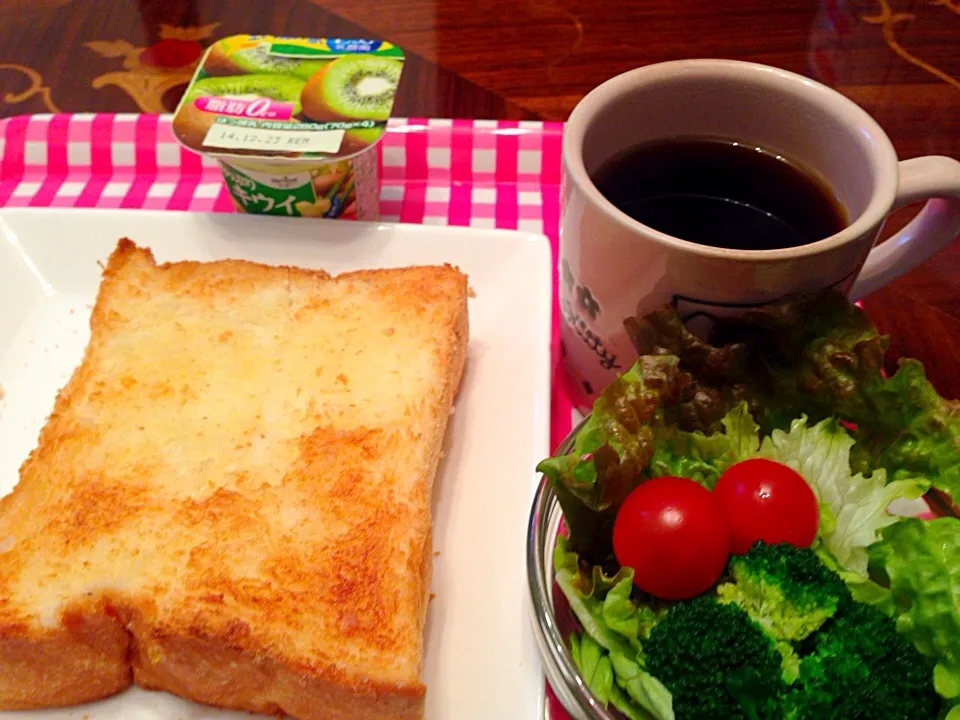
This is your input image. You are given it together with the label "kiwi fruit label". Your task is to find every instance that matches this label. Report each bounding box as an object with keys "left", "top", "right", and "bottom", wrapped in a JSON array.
[
  {"left": 172, "top": 35, "right": 403, "bottom": 219},
  {"left": 173, "top": 34, "right": 403, "bottom": 159}
]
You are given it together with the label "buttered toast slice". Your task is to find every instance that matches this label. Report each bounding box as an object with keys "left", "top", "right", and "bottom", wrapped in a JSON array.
[{"left": 0, "top": 239, "right": 468, "bottom": 720}]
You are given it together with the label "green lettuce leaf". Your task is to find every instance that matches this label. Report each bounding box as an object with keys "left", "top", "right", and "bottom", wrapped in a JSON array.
[
  {"left": 868, "top": 517, "right": 960, "bottom": 704},
  {"left": 759, "top": 416, "right": 927, "bottom": 575},
  {"left": 602, "top": 577, "right": 642, "bottom": 641},
  {"left": 571, "top": 632, "right": 616, "bottom": 704},
  {"left": 850, "top": 359, "right": 960, "bottom": 504},
  {"left": 813, "top": 542, "right": 892, "bottom": 606},
  {"left": 538, "top": 353, "right": 757, "bottom": 563},
  {"left": 553, "top": 536, "right": 637, "bottom": 657},
  {"left": 649, "top": 403, "right": 760, "bottom": 489},
  {"left": 553, "top": 536, "right": 674, "bottom": 720},
  {"left": 631, "top": 291, "right": 960, "bottom": 504},
  {"left": 568, "top": 620, "right": 673, "bottom": 720},
  {"left": 609, "top": 682, "right": 656, "bottom": 720},
  {"left": 610, "top": 651, "right": 675, "bottom": 720},
  {"left": 537, "top": 355, "right": 692, "bottom": 563},
  {"left": 602, "top": 570, "right": 665, "bottom": 642},
  {"left": 721, "top": 402, "right": 764, "bottom": 461},
  {"left": 631, "top": 290, "right": 889, "bottom": 430}
]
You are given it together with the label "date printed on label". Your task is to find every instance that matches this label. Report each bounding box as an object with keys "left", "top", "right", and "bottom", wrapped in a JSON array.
[{"left": 203, "top": 125, "right": 345, "bottom": 154}]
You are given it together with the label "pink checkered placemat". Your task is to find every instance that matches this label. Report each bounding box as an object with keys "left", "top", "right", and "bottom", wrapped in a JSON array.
[
  {"left": 0, "top": 111, "right": 576, "bottom": 719},
  {"left": 0, "top": 114, "right": 561, "bottom": 228}
]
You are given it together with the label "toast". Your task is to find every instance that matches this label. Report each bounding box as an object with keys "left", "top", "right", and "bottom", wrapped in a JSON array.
[{"left": 0, "top": 239, "right": 469, "bottom": 719}]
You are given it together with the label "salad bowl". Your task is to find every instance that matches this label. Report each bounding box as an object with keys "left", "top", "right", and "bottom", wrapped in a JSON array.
[{"left": 526, "top": 292, "right": 960, "bottom": 720}]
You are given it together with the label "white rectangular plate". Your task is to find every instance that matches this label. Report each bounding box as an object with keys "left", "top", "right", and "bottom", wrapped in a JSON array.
[{"left": 0, "top": 208, "right": 552, "bottom": 720}]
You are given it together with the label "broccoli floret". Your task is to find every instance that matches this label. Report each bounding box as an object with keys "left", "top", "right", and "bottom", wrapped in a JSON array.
[
  {"left": 717, "top": 541, "right": 849, "bottom": 644},
  {"left": 784, "top": 602, "right": 940, "bottom": 720},
  {"left": 643, "top": 595, "right": 783, "bottom": 720}
]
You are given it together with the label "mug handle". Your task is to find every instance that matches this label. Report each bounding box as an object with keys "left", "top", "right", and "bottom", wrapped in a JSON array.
[{"left": 849, "top": 155, "right": 960, "bottom": 301}]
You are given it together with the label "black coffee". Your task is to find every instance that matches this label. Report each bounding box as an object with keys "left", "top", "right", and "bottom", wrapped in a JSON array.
[{"left": 591, "top": 137, "right": 847, "bottom": 251}]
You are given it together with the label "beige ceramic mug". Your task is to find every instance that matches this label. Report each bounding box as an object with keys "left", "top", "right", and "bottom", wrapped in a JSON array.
[{"left": 559, "top": 59, "right": 960, "bottom": 411}]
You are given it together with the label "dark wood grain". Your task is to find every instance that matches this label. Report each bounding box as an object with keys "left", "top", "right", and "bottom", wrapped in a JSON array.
[
  {"left": 0, "top": 0, "right": 532, "bottom": 118},
  {"left": 0, "top": 0, "right": 958, "bottom": 418}
]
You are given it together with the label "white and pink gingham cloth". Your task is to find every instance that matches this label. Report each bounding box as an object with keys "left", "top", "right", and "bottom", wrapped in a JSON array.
[{"left": 0, "top": 114, "right": 560, "bottom": 227}]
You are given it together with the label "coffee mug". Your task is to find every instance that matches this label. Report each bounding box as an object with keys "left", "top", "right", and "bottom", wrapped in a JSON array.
[{"left": 559, "top": 59, "right": 960, "bottom": 411}]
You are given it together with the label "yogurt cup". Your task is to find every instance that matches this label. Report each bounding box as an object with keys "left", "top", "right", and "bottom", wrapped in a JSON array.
[{"left": 172, "top": 35, "right": 405, "bottom": 220}]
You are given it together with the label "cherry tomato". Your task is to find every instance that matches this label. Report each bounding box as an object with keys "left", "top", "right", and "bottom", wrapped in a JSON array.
[
  {"left": 612, "top": 476, "right": 731, "bottom": 601},
  {"left": 712, "top": 457, "right": 819, "bottom": 555}
]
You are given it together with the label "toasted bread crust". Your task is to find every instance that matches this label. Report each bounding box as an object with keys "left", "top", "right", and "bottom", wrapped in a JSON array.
[
  {"left": 131, "top": 631, "right": 425, "bottom": 720},
  {"left": 0, "top": 597, "right": 132, "bottom": 709},
  {"left": 0, "top": 238, "right": 469, "bottom": 719}
]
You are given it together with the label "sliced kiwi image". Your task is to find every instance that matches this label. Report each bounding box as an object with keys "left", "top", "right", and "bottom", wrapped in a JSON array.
[
  {"left": 196, "top": 74, "right": 305, "bottom": 111},
  {"left": 300, "top": 55, "right": 402, "bottom": 122},
  {"left": 290, "top": 59, "right": 330, "bottom": 81},
  {"left": 203, "top": 40, "right": 329, "bottom": 81},
  {"left": 200, "top": 41, "right": 239, "bottom": 76},
  {"left": 172, "top": 74, "right": 306, "bottom": 152},
  {"left": 173, "top": 87, "right": 215, "bottom": 151}
]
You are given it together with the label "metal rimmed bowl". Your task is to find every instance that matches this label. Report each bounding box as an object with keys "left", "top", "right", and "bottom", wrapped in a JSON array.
[{"left": 526, "top": 416, "right": 623, "bottom": 720}]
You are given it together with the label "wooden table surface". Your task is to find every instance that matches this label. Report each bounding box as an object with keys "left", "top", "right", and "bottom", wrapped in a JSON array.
[{"left": 0, "top": 0, "right": 958, "bottom": 400}]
